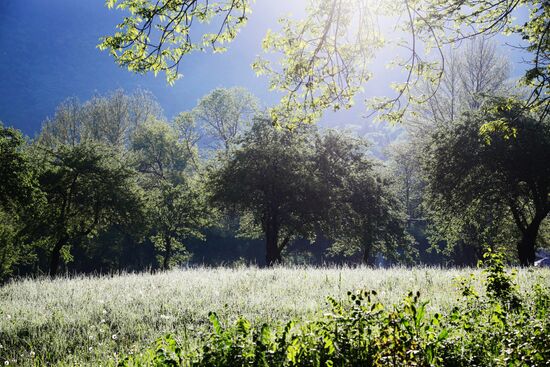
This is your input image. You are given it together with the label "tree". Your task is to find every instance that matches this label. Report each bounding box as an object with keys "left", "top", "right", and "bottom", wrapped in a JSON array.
[
  {"left": 387, "top": 140, "right": 424, "bottom": 223},
  {"left": 316, "top": 130, "right": 411, "bottom": 264},
  {"left": 38, "top": 89, "right": 163, "bottom": 148},
  {"left": 408, "top": 37, "right": 512, "bottom": 130},
  {"left": 38, "top": 98, "right": 83, "bottom": 147},
  {"left": 32, "top": 142, "right": 143, "bottom": 276},
  {"left": 193, "top": 87, "right": 258, "bottom": 152},
  {"left": 0, "top": 124, "right": 36, "bottom": 210},
  {"left": 0, "top": 124, "right": 40, "bottom": 280},
  {"left": 422, "top": 98, "right": 550, "bottom": 265},
  {"left": 208, "top": 118, "right": 408, "bottom": 265},
  {"left": 131, "top": 119, "right": 192, "bottom": 184},
  {"left": 208, "top": 118, "right": 323, "bottom": 266},
  {"left": 393, "top": 38, "right": 514, "bottom": 265},
  {"left": 131, "top": 119, "right": 210, "bottom": 269},
  {"left": 100, "top": 0, "right": 549, "bottom": 123},
  {"left": 82, "top": 89, "right": 164, "bottom": 146},
  {"left": 148, "top": 181, "right": 209, "bottom": 269}
]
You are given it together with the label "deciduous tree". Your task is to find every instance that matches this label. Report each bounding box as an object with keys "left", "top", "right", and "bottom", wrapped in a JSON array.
[
  {"left": 32, "top": 142, "right": 143, "bottom": 276},
  {"left": 131, "top": 119, "right": 210, "bottom": 269},
  {"left": 193, "top": 87, "right": 258, "bottom": 152},
  {"left": 422, "top": 98, "right": 550, "bottom": 265},
  {"left": 208, "top": 118, "right": 322, "bottom": 266}
]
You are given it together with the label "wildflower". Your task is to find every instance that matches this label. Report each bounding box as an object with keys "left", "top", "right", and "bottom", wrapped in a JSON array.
[
  {"left": 29, "top": 351, "right": 35, "bottom": 358},
  {"left": 88, "top": 347, "right": 93, "bottom": 352},
  {"left": 4, "top": 361, "right": 9, "bottom": 366},
  {"left": 112, "top": 334, "right": 118, "bottom": 340}
]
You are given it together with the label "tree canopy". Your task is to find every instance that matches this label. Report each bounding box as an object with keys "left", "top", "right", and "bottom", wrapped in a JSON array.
[
  {"left": 32, "top": 142, "right": 144, "bottom": 276},
  {"left": 422, "top": 98, "right": 550, "bottom": 265},
  {"left": 99, "top": 0, "right": 550, "bottom": 124},
  {"left": 208, "top": 118, "right": 410, "bottom": 265},
  {"left": 131, "top": 119, "right": 211, "bottom": 269},
  {"left": 193, "top": 87, "right": 259, "bottom": 151}
]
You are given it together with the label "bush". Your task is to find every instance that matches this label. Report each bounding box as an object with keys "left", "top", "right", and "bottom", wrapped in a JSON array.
[{"left": 118, "top": 251, "right": 550, "bottom": 366}]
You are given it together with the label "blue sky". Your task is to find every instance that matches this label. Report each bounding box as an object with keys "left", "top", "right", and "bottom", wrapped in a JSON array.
[
  {"left": 0, "top": 0, "right": 305, "bottom": 136},
  {"left": 0, "top": 0, "right": 530, "bottom": 137}
]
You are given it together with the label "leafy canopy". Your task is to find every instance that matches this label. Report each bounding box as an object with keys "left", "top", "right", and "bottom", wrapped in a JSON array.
[{"left": 100, "top": 0, "right": 550, "bottom": 124}]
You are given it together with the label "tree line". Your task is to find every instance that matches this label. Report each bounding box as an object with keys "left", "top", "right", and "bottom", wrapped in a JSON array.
[
  {"left": 1, "top": 42, "right": 549, "bottom": 279},
  {"left": 0, "top": 87, "right": 413, "bottom": 279}
]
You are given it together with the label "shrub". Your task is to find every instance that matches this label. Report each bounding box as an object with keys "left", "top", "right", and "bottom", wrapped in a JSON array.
[{"left": 118, "top": 252, "right": 550, "bottom": 366}]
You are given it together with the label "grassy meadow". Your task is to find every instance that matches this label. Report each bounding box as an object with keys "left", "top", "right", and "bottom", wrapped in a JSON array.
[{"left": 1, "top": 266, "right": 549, "bottom": 366}]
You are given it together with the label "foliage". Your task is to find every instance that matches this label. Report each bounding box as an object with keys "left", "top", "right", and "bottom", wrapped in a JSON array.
[
  {"left": 30, "top": 142, "right": 144, "bottom": 276},
  {"left": 0, "top": 124, "right": 41, "bottom": 280},
  {"left": 131, "top": 119, "right": 211, "bottom": 269},
  {"left": 119, "top": 253, "right": 550, "bottom": 366},
  {"left": 100, "top": 0, "right": 550, "bottom": 123},
  {"left": 98, "top": 0, "right": 251, "bottom": 84},
  {"left": 256, "top": 0, "right": 549, "bottom": 124},
  {"left": 422, "top": 98, "right": 550, "bottom": 265},
  {"left": 520, "top": 1, "right": 550, "bottom": 117},
  {"left": 208, "top": 118, "right": 322, "bottom": 265},
  {"left": 38, "top": 89, "right": 163, "bottom": 148},
  {"left": 253, "top": 0, "right": 381, "bottom": 126},
  {"left": 192, "top": 87, "right": 258, "bottom": 151}
]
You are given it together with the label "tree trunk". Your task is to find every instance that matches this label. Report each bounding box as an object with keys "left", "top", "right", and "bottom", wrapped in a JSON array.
[
  {"left": 163, "top": 235, "right": 172, "bottom": 270},
  {"left": 363, "top": 245, "right": 374, "bottom": 266},
  {"left": 265, "top": 219, "right": 281, "bottom": 267},
  {"left": 363, "top": 231, "right": 374, "bottom": 266},
  {"left": 49, "top": 238, "right": 66, "bottom": 277},
  {"left": 517, "top": 215, "right": 545, "bottom": 266}
]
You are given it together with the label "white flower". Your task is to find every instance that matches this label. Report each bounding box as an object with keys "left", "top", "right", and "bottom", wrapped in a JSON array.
[
  {"left": 4, "top": 361, "right": 9, "bottom": 366},
  {"left": 111, "top": 334, "right": 118, "bottom": 340},
  {"left": 88, "top": 347, "right": 93, "bottom": 352},
  {"left": 29, "top": 351, "right": 35, "bottom": 357}
]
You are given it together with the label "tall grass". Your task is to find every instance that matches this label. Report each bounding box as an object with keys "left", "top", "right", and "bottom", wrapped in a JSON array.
[{"left": 1, "top": 266, "right": 548, "bottom": 366}]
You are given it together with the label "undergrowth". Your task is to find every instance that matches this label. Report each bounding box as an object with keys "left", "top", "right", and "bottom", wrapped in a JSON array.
[{"left": 118, "top": 251, "right": 550, "bottom": 366}]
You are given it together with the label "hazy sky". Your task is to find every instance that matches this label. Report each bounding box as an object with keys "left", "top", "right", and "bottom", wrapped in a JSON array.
[{"left": 0, "top": 0, "right": 529, "bottom": 137}]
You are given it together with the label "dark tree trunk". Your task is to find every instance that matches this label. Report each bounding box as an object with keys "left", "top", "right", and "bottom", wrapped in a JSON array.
[
  {"left": 49, "top": 238, "right": 66, "bottom": 277},
  {"left": 517, "top": 221, "right": 540, "bottom": 266},
  {"left": 517, "top": 215, "right": 545, "bottom": 266},
  {"left": 363, "top": 246, "right": 374, "bottom": 266},
  {"left": 265, "top": 219, "right": 282, "bottom": 267},
  {"left": 362, "top": 230, "right": 375, "bottom": 266},
  {"left": 163, "top": 235, "right": 172, "bottom": 270}
]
